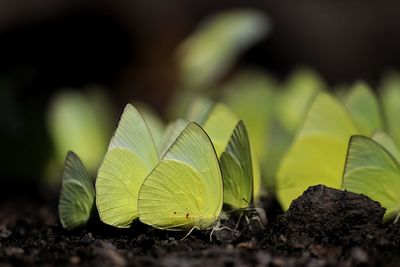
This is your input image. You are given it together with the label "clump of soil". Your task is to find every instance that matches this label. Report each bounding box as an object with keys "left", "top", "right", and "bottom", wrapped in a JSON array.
[
  {"left": 268, "top": 184, "right": 385, "bottom": 248},
  {"left": 264, "top": 185, "right": 400, "bottom": 266},
  {"left": 1, "top": 185, "right": 400, "bottom": 266}
]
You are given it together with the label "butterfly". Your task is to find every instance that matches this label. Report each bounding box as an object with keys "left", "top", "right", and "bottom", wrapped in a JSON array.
[
  {"left": 137, "top": 123, "right": 223, "bottom": 231},
  {"left": 199, "top": 103, "right": 256, "bottom": 209},
  {"left": 58, "top": 151, "right": 95, "bottom": 230},
  {"left": 95, "top": 104, "right": 159, "bottom": 228},
  {"left": 343, "top": 132, "right": 400, "bottom": 222},
  {"left": 380, "top": 72, "right": 400, "bottom": 149},
  {"left": 277, "top": 83, "right": 383, "bottom": 210},
  {"left": 177, "top": 9, "right": 269, "bottom": 91}
]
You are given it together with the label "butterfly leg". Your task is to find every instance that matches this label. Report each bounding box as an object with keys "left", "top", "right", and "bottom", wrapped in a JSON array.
[
  {"left": 180, "top": 226, "right": 200, "bottom": 241},
  {"left": 394, "top": 212, "right": 400, "bottom": 224},
  {"left": 235, "top": 212, "right": 244, "bottom": 230}
]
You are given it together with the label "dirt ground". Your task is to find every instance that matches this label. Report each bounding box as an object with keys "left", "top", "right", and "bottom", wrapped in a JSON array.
[{"left": 1, "top": 185, "right": 399, "bottom": 267}]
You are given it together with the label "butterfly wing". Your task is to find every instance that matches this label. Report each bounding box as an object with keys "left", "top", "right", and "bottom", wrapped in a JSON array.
[
  {"left": 221, "top": 73, "right": 274, "bottom": 194},
  {"left": 277, "top": 92, "right": 360, "bottom": 210},
  {"left": 58, "top": 151, "right": 95, "bottom": 230},
  {"left": 381, "top": 74, "right": 400, "bottom": 148},
  {"left": 344, "top": 82, "right": 383, "bottom": 135},
  {"left": 343, "top": 135, "right": 400, "bottom": 221},
  {"left": 220, "top": 121, "right": 253, "bottom": 208},
  {"left": 96, "top": 104, "right": 159, "bottom": 228},
  {"left": 107, "top": 104, "right": 159, "bottom": 170},
  {"left": 157, "top": 119, "right": 188, "bottom": 158},
  {"left": 203, "top": 103, "right": 257, "bottom": 207},
  {"left": 372, "top": 131, "right": 400, "bottom": 162},
  {"left": 138, "top": 123, "right": 223, "bottom": 230},
  {"left": 202, "top": 103, "right": 238, "bottom": 156},
  {"left": 186, "top": 97, "right": 214, "bottom": 124},
  {"left": 133, "top": 101, "right": 165, "bottom": 146}
]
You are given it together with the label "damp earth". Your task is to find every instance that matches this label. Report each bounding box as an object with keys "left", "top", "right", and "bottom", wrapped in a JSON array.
[{"left": 1, "top": 185, "right": 400, "bottom": 267}]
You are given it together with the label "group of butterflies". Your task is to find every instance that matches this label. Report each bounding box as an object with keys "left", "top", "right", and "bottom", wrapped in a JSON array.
[
  {"left": 276, "top": 82, "right": 400, "bottom": 223},
  {"left": 59, "top": 102, "right": 258, "bottom": 232},
  {"left": 60, "top": 80, "right": 400, "bottom": 233}
]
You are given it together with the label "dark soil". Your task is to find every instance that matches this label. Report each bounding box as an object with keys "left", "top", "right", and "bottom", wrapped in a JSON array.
[{"left": 1, "top": 185, "right": 400, "bottom": 267}]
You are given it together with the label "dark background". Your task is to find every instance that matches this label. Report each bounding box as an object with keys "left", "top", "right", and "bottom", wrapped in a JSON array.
[{"left": 2, "top": 0, "right": 400, "bottom": 195}]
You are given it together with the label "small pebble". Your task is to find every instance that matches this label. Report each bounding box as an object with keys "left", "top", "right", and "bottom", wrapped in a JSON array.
[
  {"left": 0, "top": 226, "right": 12, "bottom": 238},
  {"left": 70, "top": 256, "right": 81, "bottom": 264},
  {"left": 351, "top": 247, "right": 368, "bottom": 263},
  {"left": 80, "top": 232, "right": 94, "bottom": 245},
  {"left": 5, "top": 247, "right": 24, "bottom": 256}
]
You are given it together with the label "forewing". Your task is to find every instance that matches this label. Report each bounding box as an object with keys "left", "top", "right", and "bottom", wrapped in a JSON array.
[
  {"left": 220, "top": 121, "right": 253, "bottom": 209},
  {"left": 108, "top": 104, "right": 158, "bottom": 170},
  {"left": 202, "top": 103, "right": 238, "bottom": 157},
  {"left": 157, "top": 119, "right": 188, "bottom": 158},
  {"left": 343, "top": 136, "right": 400, "bottom": 221},
  {"left": 138, "top": 160, "right": 217, "bottom": 230},
  {"left": 381, "top": 76, "right": 400, "bottom": 148},
  {"left": 277, "top": 92, "right": 359, "bottom": 210},
  {"left": 344, "top": 82, "right": 383, "bottom": 135},
  {"left": 186, "top": 97, "right": 214, "bottom": 124},
  {"left": 96, "top": 149, "right": 149, "bottom": 227},
  {"left": 139, "top": 123, "right": 223, "bottom": 229},
  {"left": 95, "top": 104, "right": 159, "bottom": 228},
  {"left": 59, "top": 151, "right": 95, "bottom": 230},
  {"left": 134, "top": 101, "right": 165, "bottom": 146},
  {"left": 372, "top": 131, "right": 400, "bottom": 163}
]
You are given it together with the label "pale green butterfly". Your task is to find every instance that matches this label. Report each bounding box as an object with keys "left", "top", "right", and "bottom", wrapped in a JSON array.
[
  {"left": 193, "top": 102, "right": 258, "bottom": 209},
  {"left": 265, "top": 68, "right": 325, "bottom": 191},
  {"left": 277, "top": 83, "right": 383, "bottom": 210},
  {"left": 157, "top": 119, "right": 189, "bottom": 158},
  {"left": 380, "top": 72, "right": 400, "bottom": 148},
  {"left": 133, "top": 101, "right": 165, "bottom": 146},
  {"left": 342, "top": 132, "right": 400, "bottom": 222},
  {"left": 277, "top": 68, "right": 326, "bottom": 133},
  {"left": 177, "top": 9, "right": 270, "bottom": 90},
  {"left": 138, "top": 123, "right": 223, "bottom": 230},
  {"left": 95, "top": 104, "right": 159, "bottom": 228},
  {"left": 221, "top": 71, "right": 275, "bottom": 186},
  {"left": 58, "top": 151, "right": 95, "bottom": 230}
]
